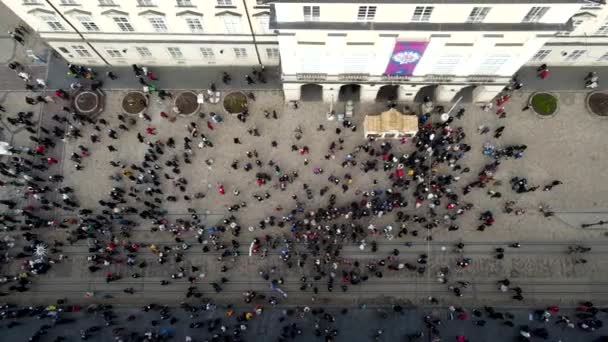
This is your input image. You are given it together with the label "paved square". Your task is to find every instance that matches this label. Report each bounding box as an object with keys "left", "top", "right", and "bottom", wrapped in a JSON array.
[{"left": 2, "top": 82, "right": 608, "bottom": 308}]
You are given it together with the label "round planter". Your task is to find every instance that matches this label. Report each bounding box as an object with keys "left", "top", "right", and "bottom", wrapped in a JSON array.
[
  {"left": 173, "top": 91, "right": 200, "bottom": 117},
  {"left": 73, "top": 89, "right": 105, "bottom": 117},
  {"left": 121, "top": 91, "right": 148, "bottom": 116},
  {"left": 529, "top": 92, "right": 559, "bottom": 118},
  {"left": 585, "top": 91, "right": 608, "bottom": 118},
  {"left": 222, "top": 91, "right": 248, "bottom": 114}
]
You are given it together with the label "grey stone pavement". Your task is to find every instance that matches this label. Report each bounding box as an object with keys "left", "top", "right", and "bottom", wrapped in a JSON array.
[
  {"left": 2, "top": 306, "right": 608, "bottom": 342},
  {"left": 45, "top": 54, "right": 283, "bottom": 91},
  {"left": 2, "top": 87, "right": 608, "bottom": 309}
]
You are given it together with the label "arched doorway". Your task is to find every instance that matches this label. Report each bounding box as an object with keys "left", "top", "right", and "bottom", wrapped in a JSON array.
[
  {"left": 375, "top": 85, "right": 399, "bottom": 102},
  {"left": 300, "top": 84, "right": 323, "bottom": 102},
  {"left": 414, "top": 85, "right": 437, "bottom": 103},
  {"left": 451, "top": 85, "right": 476, "bottom": 103},
  {"left": 338, "top": 84, "right": 361, "bottom": 102}
]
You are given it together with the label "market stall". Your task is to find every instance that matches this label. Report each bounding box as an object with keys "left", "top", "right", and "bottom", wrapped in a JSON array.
[{"left": 363, "top": 108, "right": 418, "bottom": 139}]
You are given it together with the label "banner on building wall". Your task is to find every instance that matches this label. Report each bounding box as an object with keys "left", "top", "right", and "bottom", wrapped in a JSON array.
[{"left": 384, "top": 41, "right": 429, "bottom": 76}]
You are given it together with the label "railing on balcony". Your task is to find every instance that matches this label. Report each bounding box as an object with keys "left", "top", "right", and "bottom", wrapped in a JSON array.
[
  {"left": 296, "top": 73, "right": 328, "bottom": 82},
  {"left": 466, "top": 75, "right": 499, "bottom": 83},
  {"left": 285, "top": 73, "right": 512, "bottom": 84},
  {"left": 381, "top": 74, "right": 411, "bottom": 82},
  {"left": 424, "top": 74, "right": 455, "bottom": 82},
  {"left": 338, "top": 73, "right": 370, "bottom": 81}
]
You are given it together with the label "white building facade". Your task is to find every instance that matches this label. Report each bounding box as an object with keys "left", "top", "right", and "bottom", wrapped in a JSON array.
[
  {"left": 2, "top": 0, "right": 279, "bottom": 67},
  {"left": 527, "top": 1, "right": 608, "bottom": 66},
  {"left": 271, "top": 0, "right": 585, "bottom": 103}
]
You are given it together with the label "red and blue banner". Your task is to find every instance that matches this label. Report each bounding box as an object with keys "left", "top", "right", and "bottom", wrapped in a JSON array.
[{"left": 384, "top": 41, "right": 429, "bottom": 76}]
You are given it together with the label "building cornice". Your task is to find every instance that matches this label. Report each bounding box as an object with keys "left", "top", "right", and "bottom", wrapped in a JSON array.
[
  {"left": 271, "top": 21, "right": 573, "bottom": 32},
  {"left": 64, "top": 8, "right": 93, "bottom": 16},
  {"left": 101, "top": 9, "right": 130, "bottom": 16},
  {"left": 252, "top": 11, "right": 270, "bottom": 17},
  {"left": 138, "top": 10, "right": 166, "bottom": 16},
  {"left": 27, "top": 8, "right": 55, "bottom": 15},
  {"left": 176, "top": 10, "right": 204, "bottom": 17},
  {"left": 215, "top": 10, "right": 242, "bottom": 16}
]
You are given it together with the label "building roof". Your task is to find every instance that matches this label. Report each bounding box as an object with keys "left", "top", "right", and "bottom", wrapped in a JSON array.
[{"left": 363, "top": 108, "right": 418, "bottom": 134}]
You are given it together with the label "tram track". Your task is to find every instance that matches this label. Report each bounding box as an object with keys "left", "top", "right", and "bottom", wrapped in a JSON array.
[{"left": 34, "top": 241, "right": 606, "bottom": 257}]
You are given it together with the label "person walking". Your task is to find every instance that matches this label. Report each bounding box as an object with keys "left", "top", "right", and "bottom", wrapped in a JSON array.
[
  {"left": 537, "top": 64, "right": 549, "bottom": 79},
  {"left": 17, "top": 71, "right": 30, "bottom": 82},
  {"left": 543, "top": 180, "right": 563, "bottom": 191},
  {"left": 9, "top": 31, "right": 24, "bottom": 45}
]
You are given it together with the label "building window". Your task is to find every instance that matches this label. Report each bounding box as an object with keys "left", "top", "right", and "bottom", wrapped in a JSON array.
[
  {"left": 167, "top": 47, "right": 184, "bottom": 59},
  {"left": 217, "top": 0, "right": 232, "bottom": 5},
  {"left": 598, "top": 52, "right": 608, "bottom": 61},
  {"left": 148, "top": 17, "right": 168, "bottom": 32},
  {"left": 105, "top": 48, "right": 123, "bottom": 58},
  {"left": 222, "top": 15, "right": 240, "bottom": 33},
  {"left": 532, "top": 49, "right": 551, "bottom": 61},
  {"left": 357, "top": 6, "right": 376, "bottom": 21},
  {"left": 432, "top": 55, "right": 462, "bottom": 74},
  {"left": 185, "top": 17, "right": 203, "bottom": 32},
  {"left": 522, "top": 7, "right": 549, "bottom": 23},
  {"left": 595, "top": 23, "right": 608, "bottom": 35},
  {"left": 257, "top": 15, "right": 269, "bottom": 33},
  {"left": 23, "top": 0, "right": 42, "bottom": 4},
  {"left": 412, "top": 6, "right": 433, "bottom": 22},
  {"left": 72, "top": 45, "right": 92, "bottom": 57},
  {"left": 137, "top": 0, "right": 155, "bottom": 6},
  {"left": 565, "top": 50, "right": 586, "bottom": 61},
  {"left": 41, "top": 16, "right": 66, "bottom": 31},
  {"left": 266, "top": 47, "right": 279, "bottom": 59},
  {"left": 303, "top": 6, "right": 320, "bottom": 21},
  {"left": 59, "top": 0, "right": 78, "bottom": 5},
  {"left": 582, "top": 2, "right": 604, "bottom": 10},
  {"left": 466, "top": 7, "right": 490, "bottom": 23},
  {"left": 135, "top": 46, "right": 152, "bottom": 57},
  {"left": 77, "top": 16, "right": 100, "bottom": 31},
  {"left": 256, "top": 0, "right": 266, "bottom": 4},
  {"left": 476, "top": 54, "right": 510, "bottom": 74},
  {"left": 233, "top": 48, "right": 248, "bottom": 58},
  {"left": 176, "top": 0, "right": 192, "bottom": 6},
  {"left": 113, "top": 17, "right": 134, "bottom": 31},
  {"left": 58, "top": 47, "right": 69, "bottom": 53},
  {"left": 98, "top": 0, "right": 116, "bottom": 5},
  {"left": 200, "top": 47, "right": 214, "bottom": 59}
]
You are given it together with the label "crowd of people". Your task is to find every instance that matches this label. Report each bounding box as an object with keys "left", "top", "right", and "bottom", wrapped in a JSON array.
[{"left": 0, "top": 60, "right": 605, "bottom": 342}]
